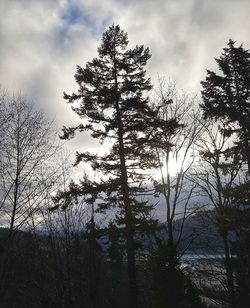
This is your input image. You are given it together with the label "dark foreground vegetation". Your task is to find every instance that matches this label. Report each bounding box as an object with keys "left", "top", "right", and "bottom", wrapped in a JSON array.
[{"left": 0, "top": 25, "right": 250, "bottom": 307}]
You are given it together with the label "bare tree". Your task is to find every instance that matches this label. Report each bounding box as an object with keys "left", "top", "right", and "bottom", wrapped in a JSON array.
[
  {"left": 152, "top": 80, "right": 202, "bottom": 259},
  {"left": 0, "top": 93, "right": 58, "bottom": 240},
  {"left": 191, "top": 121, "right": 243, "bottom": 308},
  {"left": 0, "top": 91, "right": 60, "bottom": 298},
  {"left": 149, "top": 79, "right": 204, "bottom": 307},
  {"left": 40, "top": 159, "right": 110, "bottom": 308}
]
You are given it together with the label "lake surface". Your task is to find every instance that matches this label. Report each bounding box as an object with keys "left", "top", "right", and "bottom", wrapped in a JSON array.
[{"left": 183, "top": 253, "right": 226, "bottom": 267}]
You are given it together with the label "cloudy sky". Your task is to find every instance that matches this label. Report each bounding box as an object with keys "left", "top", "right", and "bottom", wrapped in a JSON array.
[
  {"left": 1, "top": 0, "right": 249, "bottom": 221},
  {"left": 1, "top": 0, "right": 250, "bottom": 144}
]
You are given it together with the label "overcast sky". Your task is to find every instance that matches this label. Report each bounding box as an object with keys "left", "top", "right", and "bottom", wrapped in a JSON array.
[
  {"left": 1, "top": 0, "right": 249, "bottom": 221},
  {"left": 1, "top": 0, "right": 250, "bottom": 143}
]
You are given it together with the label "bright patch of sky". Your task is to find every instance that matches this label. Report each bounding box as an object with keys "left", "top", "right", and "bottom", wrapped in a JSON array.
[{"left": 0, "top": 0, "right": 250, "bottom": 183}]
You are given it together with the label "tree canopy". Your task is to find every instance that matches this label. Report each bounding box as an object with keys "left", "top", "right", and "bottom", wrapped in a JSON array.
[
  {"left": 201, "top": 39, "right": 250, "bottom": 173},
  {"left": 61, "top": 24, "right": 171, "bottom": 308}
]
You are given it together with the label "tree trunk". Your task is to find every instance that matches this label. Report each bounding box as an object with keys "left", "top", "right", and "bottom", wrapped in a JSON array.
[
  {"left": 113, "top": 54, "right": 138, "bottom": 308},
  {"left": 167, "top": 218, "right": 176, "bottom": 268},
  {"left": 222, "top": 232, "right": 236, "bottom": 308},
  {"left": 117, "top": 108, "right": 138, "bottom": 308},
  {"left": 243, "top": 129, "right": 250, "bottom": 175}
]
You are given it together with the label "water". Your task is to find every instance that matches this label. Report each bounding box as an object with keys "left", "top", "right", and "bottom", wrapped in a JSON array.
[{"left": 182, "top": 253, "right": 225, "bottom": 268}]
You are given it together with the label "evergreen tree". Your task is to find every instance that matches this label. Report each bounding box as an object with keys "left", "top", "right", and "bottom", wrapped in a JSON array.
[
  {"left": 201, "top": 39, "right": 250, "bottom": 174},
  {"left": 201, "top": 40, "right": 250, "bottom": 308},
  {"left": 61, "top": 24, "right": 160, "bottom": 308}
]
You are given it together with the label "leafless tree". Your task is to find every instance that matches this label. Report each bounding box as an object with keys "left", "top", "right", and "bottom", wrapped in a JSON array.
[
  {"left": 0, "top": 92, "right": 58, "bottom": 241},
  {"left": 0, "top": 91, "right": 61, "bottom": 297},
  {"left": 152, "top": 79, "right": 203, "bottom": 261},
  {"left": 39, "top": 158, "right": 109, "bottom": 308},
  {"left": 190, "top": 120, "right": 243, "bottom": 308}
]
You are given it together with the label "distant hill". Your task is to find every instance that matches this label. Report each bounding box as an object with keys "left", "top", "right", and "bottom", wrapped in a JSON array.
[
  {"left": 162, "top": 210, "right": 239, "bottom": 255},
  {"left": 0, "top": 210, "right": 236, "bottom": 256},
  {"left": 135, "top": 211, "right": 232, "bottom": 254}
]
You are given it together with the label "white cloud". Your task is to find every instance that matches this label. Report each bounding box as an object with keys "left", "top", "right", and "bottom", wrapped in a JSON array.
[
  {"left": 1, "top": 0, "right": 250, "bottom": 156},
  {"left": 116, "top": 0, "right": 250, "bottom": 92}
]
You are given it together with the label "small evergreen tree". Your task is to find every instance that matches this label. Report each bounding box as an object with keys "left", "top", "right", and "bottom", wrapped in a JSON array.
[{"left": 149, "top": 242, "right": 205, "bottom": 308}]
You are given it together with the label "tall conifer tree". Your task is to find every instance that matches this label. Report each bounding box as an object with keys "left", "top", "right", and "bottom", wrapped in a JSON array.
[
  {"left": 201, "top": 39, "right": 250, "bottom": 308},
  {"left": 61, "top": 25, "right": 160, "bottom": 308}
]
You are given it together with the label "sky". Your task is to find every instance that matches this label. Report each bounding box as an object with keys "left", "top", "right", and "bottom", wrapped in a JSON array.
[
  {"left": 1, "top": 0, "right": 250, "bottom": 151},
  {"left": 1, "top": 0, "right": 249, "bottom": 221}
]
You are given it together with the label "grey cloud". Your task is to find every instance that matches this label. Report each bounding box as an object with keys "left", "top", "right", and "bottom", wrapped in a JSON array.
[
  {"left": 117, "top": 0, "right": 250, "bottom": 91},
  {"left": 1, "top": 0, "right": 250, "bottom": 157}
]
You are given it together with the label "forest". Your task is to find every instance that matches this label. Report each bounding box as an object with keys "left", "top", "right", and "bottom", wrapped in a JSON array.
[{"left": 0, "top": 24, "right": 249, "bottom": 308}]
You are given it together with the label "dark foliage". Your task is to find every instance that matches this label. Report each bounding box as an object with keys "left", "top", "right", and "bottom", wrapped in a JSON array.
[
  {"left": 201, "top": 39, "right": 250, "bottom": 173},
  {"left": 61, "top": 24, "right": 172, "bottom": 308},
  {"left": 148, "top": 242, "right": 205, "bottom": 308},
  {"left": 201, "top": 39, "right": 250, "bottom": 308}
]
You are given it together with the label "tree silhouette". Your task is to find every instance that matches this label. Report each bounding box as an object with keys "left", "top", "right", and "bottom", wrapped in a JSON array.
[
  {"left": 201, "top": 40, "right": 250, "bottom": 307},
  {"left": 201, "top": 39, "right": 250, "bottom": 174},
  {"left": 61, "top": 24, "right": 160, "bottom": 308}
]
